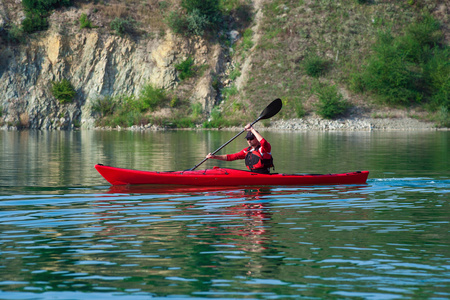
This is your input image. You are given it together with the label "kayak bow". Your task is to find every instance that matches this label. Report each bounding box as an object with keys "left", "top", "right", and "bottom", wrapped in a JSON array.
[{"left": 95, "top": 164, "right": 369, "bottom": 186}]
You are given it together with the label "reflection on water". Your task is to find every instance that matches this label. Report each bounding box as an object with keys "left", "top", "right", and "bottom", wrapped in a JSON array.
[
  {"left": 0, "top": 130, "right": 449, "bottom": 188},
  {"left": 0, "top": 130, "right": 449, "bottom": 299}
]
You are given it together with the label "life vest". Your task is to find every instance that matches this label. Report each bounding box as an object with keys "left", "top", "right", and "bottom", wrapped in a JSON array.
[{"left": 244, "top": 145, "right": 274, "bottom": 173}]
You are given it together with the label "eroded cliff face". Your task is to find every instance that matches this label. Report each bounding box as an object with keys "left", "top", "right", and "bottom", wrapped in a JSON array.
[{"left": 0, "top": 28, "right": 223, "bottom": 129}]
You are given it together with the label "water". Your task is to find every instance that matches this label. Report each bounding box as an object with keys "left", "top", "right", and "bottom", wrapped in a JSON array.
[{"left": 0, "top": 130, "right": 449, "bottom": 299}]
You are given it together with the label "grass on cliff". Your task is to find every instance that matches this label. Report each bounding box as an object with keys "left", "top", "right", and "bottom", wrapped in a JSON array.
[
  {"left": 225, "top": 0, "right": 449, "bottom": 123},
  {"left": 91, "top": 84, "right": 206, "bottom": 128},
  {"left": 351, "top": 14, "right": 449, "bottom": 111}
]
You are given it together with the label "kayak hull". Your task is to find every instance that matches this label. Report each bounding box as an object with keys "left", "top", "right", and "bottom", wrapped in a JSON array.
[{"left": 95, "top": 164, "right": 369, "bottom": 186}]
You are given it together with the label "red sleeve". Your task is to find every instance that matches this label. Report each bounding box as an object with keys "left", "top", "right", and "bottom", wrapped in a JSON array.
[
  {"left": 259, "top": 138, "right": 271, "bottom": 153},
  {"left": 226, "top": 148, "right": 247, "bottom": 161}
]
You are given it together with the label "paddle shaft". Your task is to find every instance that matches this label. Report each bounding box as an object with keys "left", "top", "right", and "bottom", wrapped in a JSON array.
[{"left": 189, "top": 118, "right": 261, "bottom": 171}]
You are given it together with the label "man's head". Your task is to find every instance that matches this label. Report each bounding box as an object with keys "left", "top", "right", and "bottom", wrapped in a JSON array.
[
  {"left": 245, "top": 131, "right": 259, "bottom": 148},
  {"left": 245, "top": 131, "right": 255, "bottom": 140}
]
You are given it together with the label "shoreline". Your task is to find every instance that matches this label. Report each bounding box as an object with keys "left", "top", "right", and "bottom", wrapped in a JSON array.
[
  {"left": 117, "top": 116, "right": 444, "bottom": 132},
  {"left": 1, "top": 116, "right": 447, "bottom": 131}
]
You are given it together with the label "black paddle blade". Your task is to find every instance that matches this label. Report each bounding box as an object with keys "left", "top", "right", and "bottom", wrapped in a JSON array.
[{"left": 258, "top": 98, "right": 282, "bottom": 120}]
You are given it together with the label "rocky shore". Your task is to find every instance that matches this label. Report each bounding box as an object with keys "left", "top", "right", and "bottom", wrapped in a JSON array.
[
  {"left": 101, "top": 115, "right": 441, "bottom": 132},
  {"left": 267, "top": 116, "right": 438, "bottom": 131},
  {"left": 1, "top": 111, "right": 443, "bottom": 132}
]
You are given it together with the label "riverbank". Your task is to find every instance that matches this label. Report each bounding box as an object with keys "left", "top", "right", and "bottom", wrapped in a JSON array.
[
  {"left": 268, "top": 116, "right": 438, "bottom": 131},
  {"left": 113, "top": 115, "right": 442, "bottom": 132},
  {"left": 0, "top": 112, "right": 445, "bottom": 132}
]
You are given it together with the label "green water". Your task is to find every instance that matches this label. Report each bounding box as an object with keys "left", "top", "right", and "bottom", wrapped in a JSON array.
[{"left": 0, "top": 130, "right": 449, "bottom": 299}]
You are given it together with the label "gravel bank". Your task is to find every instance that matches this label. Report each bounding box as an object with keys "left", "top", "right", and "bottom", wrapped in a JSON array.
[
  {"left": 93, "top": 116, "right": 441, "bottom": 132},
  {"left": 268, "top": 116, "right": 438, "bottom": 131}
]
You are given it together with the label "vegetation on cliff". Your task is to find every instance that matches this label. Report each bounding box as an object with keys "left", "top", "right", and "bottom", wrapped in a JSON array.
[{"left": 0, "top": 0, "right": 448, "bottom": 129}]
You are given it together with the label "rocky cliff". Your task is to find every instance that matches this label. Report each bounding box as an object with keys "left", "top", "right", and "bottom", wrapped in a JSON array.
[
  {"left": 1, "top": 0, "right": 448, "bottom": 130},
  {"left": 0, "top": 6, "right": 227, "bottom": 129}
]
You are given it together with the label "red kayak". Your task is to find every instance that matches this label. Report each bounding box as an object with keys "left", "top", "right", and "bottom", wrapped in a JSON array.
[{"left": 95, "top": 164, "right": 369, "bottom": 186}]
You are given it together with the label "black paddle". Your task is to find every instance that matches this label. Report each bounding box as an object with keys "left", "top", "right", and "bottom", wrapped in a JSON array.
[{"left": 188, "top": 98, "right": 282, "bottom": 171}]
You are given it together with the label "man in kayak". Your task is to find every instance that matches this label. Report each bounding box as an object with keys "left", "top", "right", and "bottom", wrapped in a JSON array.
[{"left": 206, "top": 124, "right": 274, "bottom": 174}]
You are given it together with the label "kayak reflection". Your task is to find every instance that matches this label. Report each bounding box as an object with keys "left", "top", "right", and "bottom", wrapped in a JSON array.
[
  {"left": 107, "top": 183, "right": 367, "bottom": 195},
  {"left": 94, "top": 185, "right": 369, "bottom": 278}
]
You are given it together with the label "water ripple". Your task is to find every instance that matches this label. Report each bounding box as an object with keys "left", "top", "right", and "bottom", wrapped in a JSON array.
[{"left": 0, "top": 179, "right": 449, "bottom": 299}]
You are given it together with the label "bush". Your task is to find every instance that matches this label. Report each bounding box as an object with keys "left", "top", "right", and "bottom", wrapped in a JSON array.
[
  {"left": 22, "top": 11, "right": 48, "bottom": 33},
  {"left": 190, "top": 102, "right": 203, "bottom": 119},
  {"left": 139, "top": 84, "right": 167, "bottom": 111},
  {"left": 304, "top": 55, "right": 329, "bottom": 78},
  {"left": 423, "top": 47, "right": 450, "bottom": 110},
  {"left": 51, "top": 79, "right": 76, "bottom": 104},
  {"left": 314, "top": 83, "right": 348, "bottom": 119},
  {"left": 203, "top": 107, "right": 225, "bottom": 128},
  {"left": 91, "top": 96, "right": 116, "bottom": 117},
  {"left": 185, "top": 9, "right": 209, "bottom": 36},
  {"left": 110, "top": 17, "right": 136, "bottom": 36},
  {"left": 181, "top": 0, "right": 221, "bottom": 24},
  {"left": 175, "top": 57, "right": 195, "bottom": 80},
  {"left": 21, "top": 0, "right": 72, "bottom": 33},
  {"left": 353, "top": 15, "right": 449, "bottom": 109},
  {"left": 22, "top": 0, "right": 71, "bottom": 12},
  {"left": 363, "top": 34, "right": 423, "bottom": 105},
  {"left": 166, "top": 11, "right": 188, "bottom": 35},
  {"left": 167, "top": 0, "right": 223, "bottom": 37},
  {"left": 79, "top": 13, "right": 93, "bottom": 29}
]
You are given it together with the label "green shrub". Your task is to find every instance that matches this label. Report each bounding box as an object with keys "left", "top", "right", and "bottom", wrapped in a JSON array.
[
  {"left": 51, "top": 79, "right": 76, "bottom": 104},
  {"left": 175, "top": 57, "right": 195, "bottom": 80},
  {"left": 22, "top": 11, "right": 48, "bottom": 33},
  {"left": 185, "top": 9, "right": 209, "bottom": 36},
  {"left": 21, "top": 0, "right": 72, "bottom": 33},
  {"left": 190, "top": 102, "right": 203, "bottom": 119},
  {"left": 22, "top": 0, "right": 71, "bottom": 12},
  {"left": 166, "top": 11, "right": 188, "bottom": 35},
  {"left": 314, "top": 83, "right": 348, "bottom": 119},
  {"left": 181, "top": 0, "right": 221, "bottom": 24},
  {"left": 362, "top": 34, "right": 423, "bottom": 105},
  {"left": 91, "top": 96, "right": 116, "bottom": 117},
  {"left": 423, "top": 47, "right": 450, "bottom": 109},
  {"left": 304, "top": 55, "right": 329, "bottom": 78},
  {"left": 167, "top": 0, "right": 222, "bottom": 37},
  {"left": 354, "top": 15, "right": 448, "bottom": 109},
  {"left": 79, "top": 13, "right": 93, "bottom": 29},
  {"left": 110, "top": 17, "right": 136, "bottom": 36},
  {"left": 203, "top": 107, "right": 225, "bottom": 128},
  {"left": 139, "top": 84, "right": 167, "bottom": 111}
]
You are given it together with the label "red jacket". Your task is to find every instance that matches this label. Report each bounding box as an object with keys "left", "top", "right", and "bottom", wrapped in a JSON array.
[{"left": 226, "top": 138, "right": 274, "bottom": 172}]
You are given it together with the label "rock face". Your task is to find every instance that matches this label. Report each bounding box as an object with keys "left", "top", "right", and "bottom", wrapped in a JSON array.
[{"left": 0, "top": 27, "right": 221, "bottom": 129}]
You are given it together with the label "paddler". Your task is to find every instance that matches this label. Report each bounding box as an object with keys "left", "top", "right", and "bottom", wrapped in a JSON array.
[{"left": 206, "top": 123, "right": 274, "bottom": 174}]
